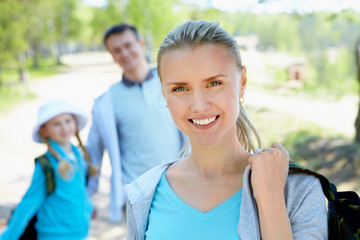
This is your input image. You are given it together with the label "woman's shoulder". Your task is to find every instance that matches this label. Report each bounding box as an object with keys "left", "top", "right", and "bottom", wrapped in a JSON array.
[
  {"left": 286, "top": 171, "right": 321, "bottom": 195},
  {"left": 124, "top": 160, "right": 178, "bottom": 202},
  {"left": 285, "top": 171, "right": 325, "bottom": 211}
]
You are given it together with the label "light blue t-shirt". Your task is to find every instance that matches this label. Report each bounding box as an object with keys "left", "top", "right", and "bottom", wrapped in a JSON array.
[{"left": 145, "top": 173, "right": 242, "bottom": 240}]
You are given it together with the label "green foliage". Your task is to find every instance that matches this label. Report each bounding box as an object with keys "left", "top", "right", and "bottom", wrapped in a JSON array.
[
  {"left": 229, "top": 9, "right": 360, "bottom": 97},
  {"left": 0, "top": 0, "right": 359, "bottom": 99},
  {"left": 249, "top": 106, "right": 360, "bottom": 193},
  {"left": 28, "top": 58, "right": 67, "bottom": 79},
  {"left": 89, "top": 0, "right": 125, "bottom": 46},
  {"left": 256, "top": 14, "right": 302, "bottom": 53},
  {"left": 231, "top": 11, "right": 257, "bottom": 36},
  {"left": 268, "top": 66, "right": 288, "bottom": 85},
  {"left": 0, "top": 0, "right": 28, "bottom": 68},
  {"left": 0, "top": 0, "right": 84, "bottom": 86},
  {"left": 303, "top": 47, "right": 358, "bottom": 98},
  {"left": 125, "top": 0, "right": 189, "bottom": 62},
  {"left": 248, "top": 106, "right": 346, "bottom": 148}
]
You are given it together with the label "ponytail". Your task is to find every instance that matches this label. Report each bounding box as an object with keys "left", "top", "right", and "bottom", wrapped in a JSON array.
[
  {"left": 43, "top": 137, "right": 74, "bottom": 180},
  {"left": 236, "top": 102, "right": 263, "bottom": 153},
  {"left": 75, "top": 131, "right": 98, "bottom": 177}
]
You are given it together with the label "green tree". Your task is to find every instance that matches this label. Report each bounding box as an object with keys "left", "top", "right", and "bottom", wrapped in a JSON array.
[
  {"left": 89, "top": 0, "right": 125, "bottom": 47},
  {"left": 0, "top": 0, "right": 28, "bottom": 84},
  {"left": 124, "top": 0, "right": 189, "bottom": 62}
]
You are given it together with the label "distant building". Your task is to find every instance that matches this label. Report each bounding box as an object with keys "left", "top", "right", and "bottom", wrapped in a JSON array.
[{"left": 288, "top": 62, "right": 307, "bottom": 81}]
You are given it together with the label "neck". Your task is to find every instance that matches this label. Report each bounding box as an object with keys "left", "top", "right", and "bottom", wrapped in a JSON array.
[
  {"left": 123, "top": 61, "right": 150, "bottom": 83},
  {"left": 59, "top": 142, "right": 72, "bottom": 154},
  {"left": 187, "top": 137, "right": 250, "bottom": 177}
]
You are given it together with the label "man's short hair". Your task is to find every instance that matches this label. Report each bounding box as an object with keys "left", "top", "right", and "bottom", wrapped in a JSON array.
[{"left": 103, "top": 24, "right": 140, "bottom": 46}]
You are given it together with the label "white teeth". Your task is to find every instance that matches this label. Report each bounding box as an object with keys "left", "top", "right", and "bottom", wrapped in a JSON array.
[{"left": 192, "top": 117, "right": 216, "bottom": 125}]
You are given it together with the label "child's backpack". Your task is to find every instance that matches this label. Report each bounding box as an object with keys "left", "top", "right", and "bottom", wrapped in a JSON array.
[
  {"left": 8, "top": 155, "right": 55, "bottom": 240},
  {"left": 289, "top": 161, "right": 360, "bottom": 240}
]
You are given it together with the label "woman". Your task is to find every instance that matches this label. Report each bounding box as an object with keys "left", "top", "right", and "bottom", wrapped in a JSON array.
[{"left": 125, "top": 20, "right": 327, "bottom": 240}]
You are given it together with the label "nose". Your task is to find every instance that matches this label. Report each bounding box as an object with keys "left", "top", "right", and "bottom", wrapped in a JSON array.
[
  {"left": 120, "top": 48, "right": 130, "bottom": 58},
  {"left": 60, "top": 123, "right": 67, "bottom": 131},
  {"left": 190, "top": 90, "right": 211, "bottom": 113}
]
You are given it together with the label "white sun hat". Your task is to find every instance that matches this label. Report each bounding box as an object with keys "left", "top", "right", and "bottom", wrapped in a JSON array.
[{"left": 32, "top": 99, "right": 88, "bottom": 143}]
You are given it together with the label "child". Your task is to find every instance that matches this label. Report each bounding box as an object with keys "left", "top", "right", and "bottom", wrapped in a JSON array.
[{"left": 0, "top": 99, "right": 97, "bottom": 240}]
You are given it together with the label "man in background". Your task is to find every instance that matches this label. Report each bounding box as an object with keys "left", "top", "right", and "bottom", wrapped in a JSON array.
[{"left": 86, "top": 24, "right": 186, "bottom": 222}]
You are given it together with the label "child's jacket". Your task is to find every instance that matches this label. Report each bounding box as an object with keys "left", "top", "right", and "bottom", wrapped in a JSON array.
[{"left": 0, "top": 140, "right": 93, "bottom": 240}]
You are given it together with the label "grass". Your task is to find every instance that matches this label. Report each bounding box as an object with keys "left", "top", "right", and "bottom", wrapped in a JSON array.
[
  {"left": 0, "top": 58, "right": 67, "bottom": 113},
  {"left": 0, "top": 84, "right": 36, "bottom": 112},
  {"left": 28, "top": 59, "right": 67, "bottom": 80},
  {"left": 248, "top": 106, "right": 360, "bottom": 193}
]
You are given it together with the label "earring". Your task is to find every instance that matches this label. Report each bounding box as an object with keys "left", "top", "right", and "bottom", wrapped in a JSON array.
[{"left": 239, "top": 97, "right": 244, "bottom": 104}]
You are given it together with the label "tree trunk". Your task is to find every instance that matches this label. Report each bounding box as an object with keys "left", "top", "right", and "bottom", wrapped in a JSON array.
[
  {"left": 355, "top": 37, "right": 360, "bottom": 142},
  {"left": 18, "top": 52, "right": 27, "bottom": 83},
  {"left": 56, "top": 41, "right": 63, "bottom": 65},
  {"left": 31, "top": 43, "right": 40, "bottom": 68},
  {"left": 0, "top": 67, "right": 2, "bottom": 90}
]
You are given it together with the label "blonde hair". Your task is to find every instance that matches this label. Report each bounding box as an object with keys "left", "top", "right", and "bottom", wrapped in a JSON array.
[
  {"left": 40, "top": 122, "right": 97, "bottom": 180},
  {"left": 157, "top": 20, "right": 263, "bottom": 154}
]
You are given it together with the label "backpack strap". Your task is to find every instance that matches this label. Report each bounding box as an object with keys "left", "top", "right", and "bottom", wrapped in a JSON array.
[
  {"left": 35, "top": 154, "right": 55, "bottom": 195},
  {"left": 289, "top": 161, "right": 335, "bottom": 200},
  {"left": 289, "top": 161, "right": 360, "bottom": 234},
  {"left": 82, "top": 148, "right": 91, "bottom": 185}
]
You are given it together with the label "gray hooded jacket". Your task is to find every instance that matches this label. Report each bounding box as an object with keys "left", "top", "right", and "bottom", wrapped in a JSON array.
[{"left": 124, "top": 161, "right": 327, "bottom": 240}]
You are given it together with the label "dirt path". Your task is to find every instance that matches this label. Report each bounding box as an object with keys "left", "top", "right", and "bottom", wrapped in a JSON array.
[{"left": 0, "top": 51, "right": 358, "bottom": 239}]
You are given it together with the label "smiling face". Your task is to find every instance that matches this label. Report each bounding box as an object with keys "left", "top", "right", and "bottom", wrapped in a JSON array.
[
  {"left": 39, "top": 113, "right": 77, "bottom": 149},
  {"left": 161, "top": 44, "right": 247, "bottom": 146},
  {"left": 106, "top": 29, "right": 146, "bottom": 73}
]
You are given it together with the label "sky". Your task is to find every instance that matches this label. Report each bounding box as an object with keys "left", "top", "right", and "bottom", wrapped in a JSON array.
[{"left": 83, "top": 0, "right": 360, "bottom": 13}]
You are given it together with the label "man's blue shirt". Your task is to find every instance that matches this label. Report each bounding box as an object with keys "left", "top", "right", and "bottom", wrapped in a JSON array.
[{"left": 110, "top": 68, "right": 185, "bottom": 184}]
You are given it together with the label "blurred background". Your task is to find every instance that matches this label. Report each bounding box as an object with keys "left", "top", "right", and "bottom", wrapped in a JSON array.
[{"left": 0, "top": 0, "right": 359, "bottom": 239}]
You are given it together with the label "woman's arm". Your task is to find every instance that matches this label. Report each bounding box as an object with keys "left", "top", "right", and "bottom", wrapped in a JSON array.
[{"left": 249, "top": 143, "right": 293, "bottom": 240}]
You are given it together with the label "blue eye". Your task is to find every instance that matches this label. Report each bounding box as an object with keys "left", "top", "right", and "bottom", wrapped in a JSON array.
[
  {"left": 208, "top": 81, "right": 220, "bottom": 87},
  {"left": 173, "top": 86, "right": 187, "bottom": 92}
]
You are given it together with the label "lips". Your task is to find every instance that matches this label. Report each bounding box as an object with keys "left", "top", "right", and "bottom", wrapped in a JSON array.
[{"left": 190, "top": 116, "right": 218, "bottom": 126}]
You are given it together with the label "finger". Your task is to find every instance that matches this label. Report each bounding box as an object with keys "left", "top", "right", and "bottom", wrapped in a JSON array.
[
  {"left": 271, "top": 142, "right": 289, "bottom": 155},
  {"left": 271, "top": 142, "right": 285, "bottom": 152},
  {"left": 271, "top": 142, "right": 290, "bottom": 163}
]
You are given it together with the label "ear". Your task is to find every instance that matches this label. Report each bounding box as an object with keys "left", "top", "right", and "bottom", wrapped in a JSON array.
[
  {"left": 139, "top": 38, "right": 146, "bottom": 48},
  {"left": 239, "top": 65, "right": 247, "bottom": 98},
  {"left": 39, "top": 125, "right": 47, "bottom": 138}
]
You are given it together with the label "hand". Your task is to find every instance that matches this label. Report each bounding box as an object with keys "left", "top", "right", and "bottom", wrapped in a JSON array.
[
  {"left": 248, "top": 142, "right": 290, "bottom": 202},
  {"left": 91, "top": 208, "right": 98, "bottom": 220}
]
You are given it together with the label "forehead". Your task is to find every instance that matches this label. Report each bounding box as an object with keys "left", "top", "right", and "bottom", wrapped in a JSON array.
[
  {"left": 160, "top": 44, "right": 238, "bottom": 81},
  {"left": 106, "top": 29, "right": 138, "bottom": 48},
  {"left": 47, "top": 113, "right": 74, "bottom": 122}
]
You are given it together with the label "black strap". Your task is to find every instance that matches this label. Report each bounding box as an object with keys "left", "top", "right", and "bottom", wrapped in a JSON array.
[{"left": 289, "top": 161, "right": 360, "bottom": 228}]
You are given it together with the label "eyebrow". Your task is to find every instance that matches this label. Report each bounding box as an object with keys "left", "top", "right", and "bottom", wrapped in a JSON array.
[{"left": 166, "top": 74, "right": 226, "bottom": 86}]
